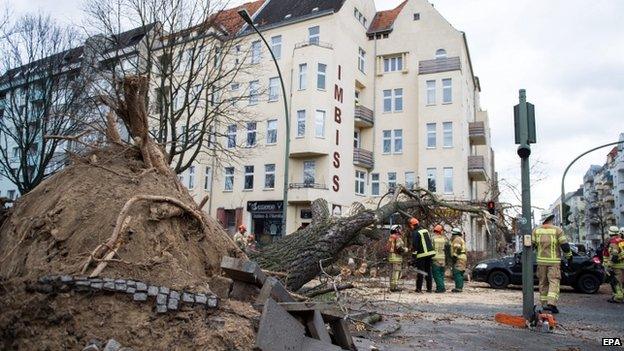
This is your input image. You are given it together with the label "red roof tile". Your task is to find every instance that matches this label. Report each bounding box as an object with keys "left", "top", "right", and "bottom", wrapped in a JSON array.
[
  {"left": 368, "top": 0, "right": 407, "bottom": 34},
  {"left": 213, "top": 0, "right": 266, "bottom": 34}
]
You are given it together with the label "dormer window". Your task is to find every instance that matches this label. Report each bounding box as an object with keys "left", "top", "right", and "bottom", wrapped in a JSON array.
[
  {"left": 284, "top": 14, "right": 292, "bottom": 19},
  {"left": 312, "top": 7, "right": 319, "bottom": 12},
  {"left": 435, "top": 49, "right": 447, "bottom": 59}
]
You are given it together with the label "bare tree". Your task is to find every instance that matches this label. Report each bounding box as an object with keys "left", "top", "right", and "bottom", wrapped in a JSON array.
[
  {"left": 83, "top": 0, "right": 261, "bottom": 174},
  {"left": 0, "top": 14, "right": 86, "bottom": 194}
]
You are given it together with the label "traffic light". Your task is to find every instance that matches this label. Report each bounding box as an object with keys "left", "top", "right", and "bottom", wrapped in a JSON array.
[{"left": 487, "top": 201, "right": 496, "bottom": 215}]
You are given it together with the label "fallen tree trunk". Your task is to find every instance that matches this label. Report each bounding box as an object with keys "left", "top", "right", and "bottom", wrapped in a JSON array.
[
  {"left": 251, "top": 186, "right": 500, "bottom": 291},
  {"left": 306, "top": 283, "right": 355, "bottom": 298}
]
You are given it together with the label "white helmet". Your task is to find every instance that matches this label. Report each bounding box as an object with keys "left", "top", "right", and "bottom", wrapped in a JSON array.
[
  {"left": 608, "top": 226, "right": 619, "bottom": 236},
  {"left": 390, "top": 224, "right": 402, "bottom": 233},
  {"left": 620, "top": 227, "right": 624, "bottom": 235}
]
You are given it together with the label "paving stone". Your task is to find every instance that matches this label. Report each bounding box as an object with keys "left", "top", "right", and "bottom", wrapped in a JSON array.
[
  {"left": 169, "top": 290, "right": 180, "bottom": 300},
  {"left": 158, "top": 286, "right": 169, "bottom": 295},
  {"left": 207, "top": 297, "right": 218, "bottom": 308},
  {"left": 75, "top": 280, "right": 91, "bottom": 287},
  {"left": 60, "top": 275, "right": 73, "bottom": 283},
  {"left": 89, "top": 278, "right": 103, "bottom": 284},
  {"left": 114, "top": 279, "right": 126, "bottom": 284},
  {"left": 82, "top": 345, "right": 99, "bottom": 351},
  {"left": 126, "top": 287, "right": 136, "bottom": 294},
  {"left": 115, "top": 283, "right": 127, "bottom": 292},
  {"left": 90, "top": 282, "right": 104, "bottom": 290},
  {"left": 103, "top": 338, "right": 122, "bottom": 351},
  {"left": 156, "top": 304, "right": 167, "bottom": 313},
  {"left": 181, "top": 292, "right": 194, "bottom": 304},
  {"left": 74, "top": 276, "right": 88, "bottom": 282},
  {"left": 194, "top": 294, "right": 207, "bottom": 304},
  {"left": 126, "top": 280, "right": 136, "bottom": 287},
  {"left": 136, "top": 282, "right": 147, "bottom": 292},
  {"left": 147, "top": 286, "right": 159, "bottom": 296},
  {"left": 167, "top": 298, "right": 179, "bottom": 311},
  {"left": 103, "top": 282, "right": 116, "bottom": 291},
  {"left": 156, "top": 293, "right": 167, "bottom": 305},
  {"left": 256, "top": 277, "right": 294, "bottom": 305},
  {"left": 133, "top": 292, "right": 148, "bottom": 302},
  {"left": 103, "top": 278, "right": 114, "bottom": 283},
  {"left": 38, "top": 276, "right": 53, "bottom": 284},
  {"left": 119, "top": 348, "right": 135, "bottom": 351}
]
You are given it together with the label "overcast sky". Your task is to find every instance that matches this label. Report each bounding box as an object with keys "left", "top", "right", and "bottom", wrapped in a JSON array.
[{"left": 4, "top": 0, "right": 623, "bottom": 213}]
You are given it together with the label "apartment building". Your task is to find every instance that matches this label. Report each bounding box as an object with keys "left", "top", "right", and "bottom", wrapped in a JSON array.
[{"left": 177, "top": 0, "right": 497, "bottom": 250}]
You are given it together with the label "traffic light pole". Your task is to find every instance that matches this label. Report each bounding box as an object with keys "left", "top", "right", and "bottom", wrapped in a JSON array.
[{"left": 515, "top": 89, "right": 535, "bottom": 321}]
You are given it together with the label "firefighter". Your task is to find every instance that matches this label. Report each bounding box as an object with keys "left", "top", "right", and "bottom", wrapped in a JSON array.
[
  {"left": 233, "top": 225, "right": 247, "bottom": 252},
  {"left": 604, "top": 226, "right": 624, "bottom": 303},
  {"left": 532, "top": 214, "right": 572, "bottom": 314},
  {"left": 387, "top": 224, "right": 408, "bottom": 292},
  {"left": 409, "top": 218, "right": 435, "bottom": 293},
  {"left": 620, "top": 227, "right": 624, "bottom": 239},
  {"left": 432, "top": 225, "right": 449, "bottom": 293},
  {"left": 450, "top": 228, "right": 467, "bottom": 293}
]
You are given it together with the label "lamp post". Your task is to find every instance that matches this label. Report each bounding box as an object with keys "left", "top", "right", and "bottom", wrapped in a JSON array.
[{"left": 238, "top": 9, "right": 290, "bottom": 236}]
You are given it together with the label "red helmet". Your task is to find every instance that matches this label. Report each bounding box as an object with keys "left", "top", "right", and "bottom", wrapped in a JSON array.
[
  {"left": 408, "top": 218, "right": 419, "bottom": 227},
  {"left": 433, "top": 224, "right": 444, "bottom": 233}
]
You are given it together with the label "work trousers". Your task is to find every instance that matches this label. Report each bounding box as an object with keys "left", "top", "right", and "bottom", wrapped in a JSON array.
[
  {"left": 612, "top": 268, "right": 624, "bottom": 302},
  {"left": 414, "top": 257, "right": 433, "bottom": 292},
  {"left": 432, "top": 263, "right": 446, "bottom": 292},
  {"left": 453, "top": 259, "right": 467, "bottom": 290},
  {"left": 390, "top": 262, "right": 402, "bottom": 290},
  {"left": 537, "top": 264, "right": 561, "bottom": 306}
]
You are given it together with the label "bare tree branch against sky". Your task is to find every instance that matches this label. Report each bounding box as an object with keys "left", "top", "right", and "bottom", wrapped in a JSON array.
[{"left": 4, "top": 0, "right": 624, "bottom": 211}]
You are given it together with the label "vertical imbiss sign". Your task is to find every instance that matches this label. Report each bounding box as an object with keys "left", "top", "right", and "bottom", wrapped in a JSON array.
[{"left": 332, "top": 65, "right": 343, "bottom": 192}]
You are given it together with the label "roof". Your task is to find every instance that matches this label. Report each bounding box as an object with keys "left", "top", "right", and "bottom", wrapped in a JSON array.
[
  {"left": 212, "top": 0, "right": 266, "bottom": 35},
  {"left": 252, "top": 0, "right": 346, "bottom": 29},
  {"left": 368, "top": 0, "right": 407, "bottom": 34}
]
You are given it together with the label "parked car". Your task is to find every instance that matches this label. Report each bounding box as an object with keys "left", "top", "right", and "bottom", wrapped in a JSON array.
[{"left": 472, "top": 244, "right": 606, "bottom": 294}]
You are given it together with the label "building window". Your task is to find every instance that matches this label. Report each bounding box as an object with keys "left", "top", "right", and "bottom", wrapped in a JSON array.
[
  {"left": 227, "top": 124, "right": 236, "bottom": 148},
  {"left": 355, "top": 170, "right": 366, "bottom": 195},
  {"left": 393, "top": 129, "right": 403, "bottom": 153},
  {"left": 405, "top": 171, "right": 415, "bottom": 190},
  {"left": 354, "top": 129, "right": 361, "bottom": 148},
  {"left": 394, "top": 88, "right": 403, "bottom": 111},
  {"left": 264, "top": 164, "right": 275, "bottom": 189},
  {"left": 426, "top": 123, "right": 436, "bottom": 148},
  {"left": 251, "top": 40, "right": 261, "bottom": 64},
  {"left": 426, "top": 80, "right": 436, "bottom": 105},
  {"left": 297, "top": 110, "right": 306, "bottom": 137},
  {"left": 388, "top": 172, "right": 397, "bottom": 191},
  {"left": 382, "top": 130, "right": 391, "bottom": 154},
  {"left": 230, "top": 82, "right": 240, "bottom": 91},
  {"left": 187, "top": 165, "right": 195, "bottom": 189},
  {"left": 383, "top": 56, "right": 403, "bottom": 72},
  {"left": 354, "top": 7, "right": 367, "bottom": 27},
  {"left": 315, "top": 110, "right": 325, "bottom": 138},
  {"left": 371, "top": 173, "right": 380, "bottom": 196},
  {"left": 204, "top": 166, "right": 212, "bottom": 190},
  {"left": 7, "top": 190, "right": 15, "bottom": 200},
  {"left": 444, "top": 167, "right": 453, "bottom": 194},
  {"left": 298, "top": 64, "right": 307, "bottom": 90},
  {"left": 427, "top": 168, "right": 436, "bottom": 192},
  {"left": 224, "top": 167, "right": 234, "bottom": 191},
  {"left": 267, "top": 119, "right": 277, "bottom": 144},
  {"left": 358, "top": 47, "right": 366, "bottom": 73},
  {"left": 308, "top": 26, "right": 320, "bottom": 45},
  {"left": 246, "top": 122, "right": 257, "bottom": 147},
  {"left": 270, "top": 35, "right": 282, "bottom": 60},
  {"left": 317, "top": 63, "right": 327, "bottom": 90},
  {"left": 443, "top": 122, "right": 453, "bottom": 148},
  {"left": 249, "top": 80, "right": 260, "bottom": 105},
  {"left": 442, "top": 78, "right": 452, "bottom": 103},
  {"left": 435, "top": 49, "right": 447, "bottom": 59},
  {"left": 268, "top": 77, "right": 279, "bottom": 101},
  {"left": 244, "top": 165, "right": 254, "bottom": 190},
  {"left": 303, "top": 160, "right": 315, "bottom": 184},
  {"left": 383, "top": 90, "right": 392, "bottom": 112},
  {"left": 413, "top": 13, "right": 420, "bottom": 20}
]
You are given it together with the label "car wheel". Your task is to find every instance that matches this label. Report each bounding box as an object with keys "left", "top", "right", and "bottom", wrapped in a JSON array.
[
  {"left": 488, "top": 270, "right": 510, "bottom": 289},
  {"left": 575, "top": 274, "right": 600, "bottom": 294}
]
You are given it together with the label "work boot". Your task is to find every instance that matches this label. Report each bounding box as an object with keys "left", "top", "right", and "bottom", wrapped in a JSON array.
[
  {"left": 543, "top": 304, "right": 559, "bottom": 314},
  {"left": 434, "top": 289, "right": 446, "bottom": 293},
  {"left": 607, "top": 298, "right": 621, "bottom": 304},
  {"left": 415, "top": 289, "right": 423, "bottom": 293},
  {"left": 389, "top": 287, "right": 403, "bottom": 292},
  {"left": 426, "top": 289, "right": 433, "bottom": 293},
  {"left": 451, "top": 288, "right": 462, "bottom": 293}
]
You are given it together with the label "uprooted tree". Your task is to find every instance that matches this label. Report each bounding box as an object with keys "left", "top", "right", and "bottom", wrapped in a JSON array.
[{"left": 251, "top": 186, "right": 507, "bottom": 291}]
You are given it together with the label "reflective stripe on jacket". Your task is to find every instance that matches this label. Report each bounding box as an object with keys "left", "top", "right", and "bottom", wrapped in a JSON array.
[
  {"left": 531, "top": 225, "right": 568, "bottom": 266},
  {"left": 388, "top": 234, "right": 405, "bottom": 263},
  {"left": 451, "top": 235, "right": 467, "bottom": 262},
  {"left": 433, "top": 235, "right": 448, "bottom": 264},
  {"left": 413, "top": 229, "right": 436, "bottom": 259},
  {"left": 606, "top": 237, "right": 624, "bottom": 269}
]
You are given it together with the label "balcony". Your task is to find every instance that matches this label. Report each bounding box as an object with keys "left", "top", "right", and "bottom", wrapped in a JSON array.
[
  {"left": 288, "top": 182, "right": 328, "bottom": 204},
  {"left": 354, "top": 105, "right": 374, "bottom": 128},
  {"left": 294, "top": 40, "right": 333, "bottom": 50},
  {"left": 353, "top": 148, "right": 374, "bottom": 169},
  {"left": 469, "top": 121, "right": 486, "bottom": 145},
  {"left": 418, "top": 56, "right": 461, "bottom": 75},
  {"left": 468, "top": 155, "right": 487, "bottom": 181},
  {"left": 605, "top": 194, "right": 615, "bottom": 203}
]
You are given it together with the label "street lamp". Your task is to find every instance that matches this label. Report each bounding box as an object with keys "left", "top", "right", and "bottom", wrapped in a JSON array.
[{"left": 238, "top": 9, "right": 291, "bottom": 236}]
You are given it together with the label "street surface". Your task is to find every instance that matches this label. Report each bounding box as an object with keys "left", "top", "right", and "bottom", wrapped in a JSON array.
[{"left": 344, "top": 280, "right": 624, "bottom": 350}]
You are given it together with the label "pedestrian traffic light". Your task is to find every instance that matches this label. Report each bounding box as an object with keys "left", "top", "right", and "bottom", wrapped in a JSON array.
[{"left": 487, "top": 201, "right": 495, "bottom": 215}]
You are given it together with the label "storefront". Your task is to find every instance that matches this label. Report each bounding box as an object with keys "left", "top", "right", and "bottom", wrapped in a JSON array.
[{"left": 247, "top": 201, "right": 283, "bottom": 246}]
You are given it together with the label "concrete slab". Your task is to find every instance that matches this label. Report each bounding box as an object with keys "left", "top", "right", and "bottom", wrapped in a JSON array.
[
  {"left": 255, "top": 298, "right": 305, "bottom": 351},
  {"left": 220, "top": 257, "right": 266, "bottom": 287},
  {"left": 306, "top": 310, "right": 332, "bottom": 345},
  {"left": 256, "top": 277, "right": 294, "bottom": 305}
]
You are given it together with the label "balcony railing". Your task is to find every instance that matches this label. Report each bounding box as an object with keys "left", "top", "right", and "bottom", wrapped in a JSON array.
[
  {"left": 418, "top": 56, "right": 461, "bottom": 75},
  {"left": 288, "top": 182, "right": 327, "bottom": 190},
  {"left": 294, "top": 40, "right": 333, "bottom": 50},
  {"left": 468, "top": 155, "right": 487, "bottom": 181},
  {"left": 354, "top": 105, "right": 374, "bottom": 128},
  {"left": 353, "top": 148, "right": 374, "bottom": 169},
  {"left": 469, "top": 121, "right": 486, "bottom": 145}
]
